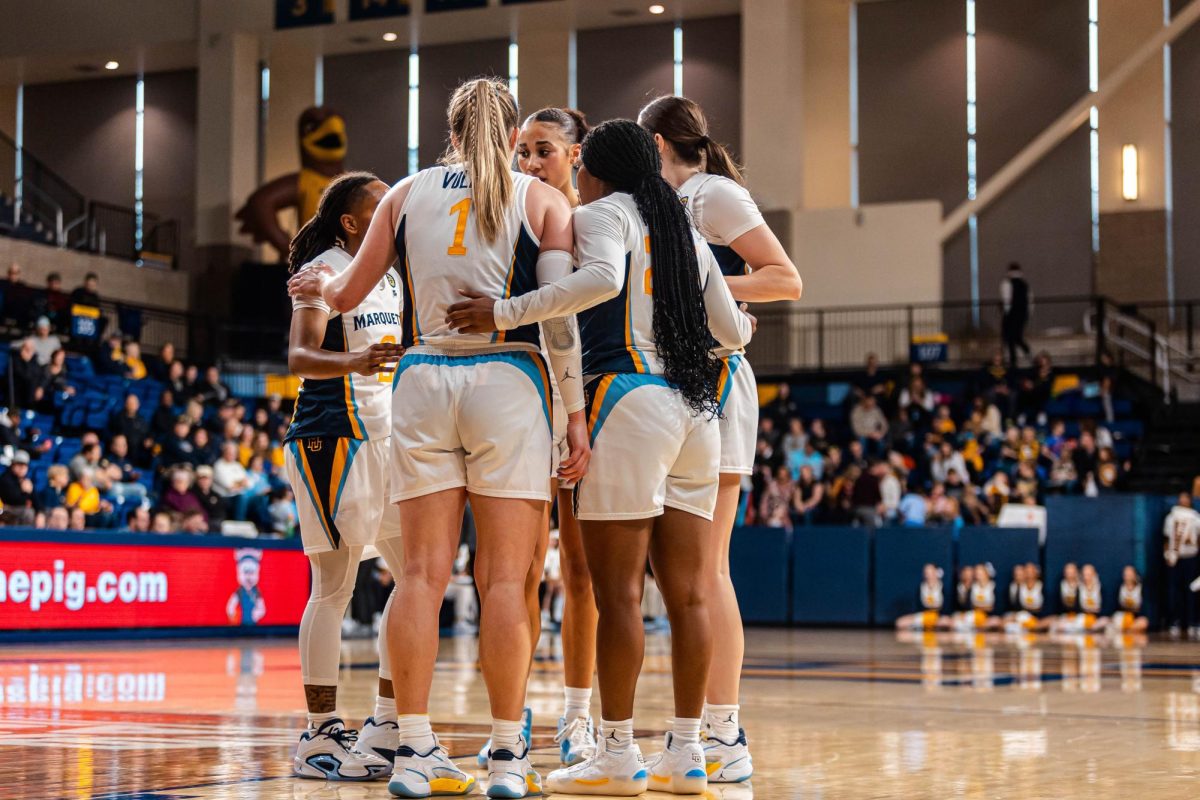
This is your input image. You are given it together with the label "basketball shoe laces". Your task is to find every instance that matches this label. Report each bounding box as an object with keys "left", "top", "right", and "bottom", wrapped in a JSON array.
[{"left": 314, "top": 721, "right": 360, "bottom": 751}]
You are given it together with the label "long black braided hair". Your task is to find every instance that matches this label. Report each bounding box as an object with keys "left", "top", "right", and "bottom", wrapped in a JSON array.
[
  {"left": 287, "top": 171, "right": 380, "bottom": 273},
  {"left": 580, "top": 119, "right": 722, "bottom": 417}
]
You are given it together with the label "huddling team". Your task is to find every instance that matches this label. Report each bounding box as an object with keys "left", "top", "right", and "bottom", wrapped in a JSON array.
[
  {"left": 897, "top": 561, "right": 1151, "bottom": 636},
  {"left": 280, "top": 78, "right": 801, "bottom": 798}
]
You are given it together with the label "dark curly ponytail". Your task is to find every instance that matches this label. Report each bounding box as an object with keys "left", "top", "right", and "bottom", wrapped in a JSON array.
[
  {"left": 580, "top": 119, "right": 721, "bottom": 417},
  {"left": 288, "top": 171, "right": 380, "bottom": 273}
]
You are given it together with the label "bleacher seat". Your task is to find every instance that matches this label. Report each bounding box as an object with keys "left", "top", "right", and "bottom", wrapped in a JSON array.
[{"left": 65, "top": 355, "right": 95, "bottom": 378}]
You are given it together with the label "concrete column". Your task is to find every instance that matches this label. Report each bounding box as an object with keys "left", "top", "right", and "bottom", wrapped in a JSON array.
[
  {"left": 802, "top": 0, "right": 852, "bottom": 210},
  {"left": 516, "top": 7, "right": 573, "bottom": 116},
  {"left": 194, "top": 1, "right": 261, "bottom": 312},
  {"left": 263, "top": 35, "right": 320, "bottom": 186},
  {"left": 741, "top": 0, "right": 806, "bottom": 213}
]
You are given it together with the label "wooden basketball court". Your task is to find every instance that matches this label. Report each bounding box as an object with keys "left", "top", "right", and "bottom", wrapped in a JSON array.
[{"left": 2, "top": 628, "right": 1198, "bottom": 798}]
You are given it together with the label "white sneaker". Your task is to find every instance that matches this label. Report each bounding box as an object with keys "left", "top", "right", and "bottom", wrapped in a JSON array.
[
  {"left": 1169, "top": 625, "right": 1183, "bottom": 640},
  {"left": 486, "top": 736, "right": 542, "bottom": 798},
  {"left": 546, "top": 736, "right": 647, "bottom": 796},
  {"left": 555, "top": 715, "right": 597, "bottom": 766},
  {"left": 387, "top": 739, "right": 475, "bottom": 797},
  {"left": 702, "top": 728, "right": 754, "bottom": 783},
  {"left": 293, "top": 718, "right": 390, "bottom": 781},
  {"left": 478, "top": 707, "right": 532, "bottom": 768},
  {"left": 356, "top": 716, "right": 399, "bottom": 766},
  {"left": 646, "top": 733, "right": 708, "bottom": 794}
]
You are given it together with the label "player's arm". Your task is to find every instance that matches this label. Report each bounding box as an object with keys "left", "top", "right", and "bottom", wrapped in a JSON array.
[
  {"left": 287, "top": 305, "right": 403, "bottom": 379},
  {"left": 700, "top": 242, "right": 754, "bottom": 350},
  {"left": 702, "top": 181, "right": 802, "bottom": 302},
  {"left": 286, "top": 177, "right": 415, "bottom": 312}
]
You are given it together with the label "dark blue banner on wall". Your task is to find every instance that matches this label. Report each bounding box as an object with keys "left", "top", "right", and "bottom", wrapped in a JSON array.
[
  {"left": 426, "top": 0, "right": 487, "bottom": 11},
  {"left": 276, "top": 0, "right": 335, "bottom": 29},
  {"left": 349, "top": 0, "right": 411, "bottom": 20}
]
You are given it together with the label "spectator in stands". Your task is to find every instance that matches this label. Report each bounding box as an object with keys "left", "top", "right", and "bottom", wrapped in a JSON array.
[
  {"left": 36, "top": 464, "right": 69, "bottom": 512},
  {"left": 2, "top": 262, "right": 33, "bottom": 329},
  {"left": 1001, "top": 262, "right": 1033, "bottom": 367},
  {"left": 193, "top": 365, "right": 230, "bottom": 406},
  {"left": 930, "top": 440, "right": 968, "bottom": 485},
  {"left": 102, "top": 434, "right": 148, "bottom": 502},
  {"left": 792, "top": 464, "right": 823, "bottom": 526},
  {"left": 1017, "top": 352, "right": 1054, "bottom": 424},
  {"left": 758, "top": 465, "right": 794, "bottom": 530},
  {"left": 208, "top": 398, "right": 242, "bottom": 439},
  {"left": 790, "top": 438, "right": 824, "bottom": 481},
  {"left": 931, "top": 404, "right": 955, "bottom": 437},
  {"left": 844, "top": 439, "right": 868, "bottom": 472},
  {"left": 807, "top": 418, "right": 830, "bottom": 453},
  {"left": 70, "top": 272, "right": 102, "bottom": 308},
  {"left": 1013, "top": 462, "right": 1040, "bottom": 503},
  {"left": 889, "top": 407, "right": 916, "bottom": 456},
  {"left": 109, "top": 394, "right": 152, "bottom": 465},
  {"left": 191, "top": 465, "right": 225, "bottom": 532},
  {"left": 0, "top": 451, "right": 36, "bottom": 525},
  {"left": 151, "top": 389, "right": 177, "bottom": 438},
  {"left": 944, "top": 469, "right": 983, "bottom": 525},
  {"left": 159, "top": 468, "right": 206, "bottom": 524},
  {"left": 251, "top": 406, "right": 272, "bottom": 433},
  {"left": 160, "top": 416, "right": 197, "bottom": 469},
  {"left": 899, "top": 375, "right": 936, "bottom": 432},
  {"left": 42, "top": 348, "right": 74, "bottom": 411},
  {"left": 1096, "top": 447, "right": 1122, "bottom": 492},
  {"left": 68, "top": 508, "right": 87, "bottom": 531},
  {"left": 191, "top": 427, "right": 217, "bottom": 466},
  {"left": 267, "top": 487, "right": 297, "bottom": 536},
  {"left": 854, "top": 353, "right": 890, "bottom": 404},
  {"left": 68, "top": 440, "right": 102, "bottom": 482},
  {"left": 927, "top": 483, "right": 960, "bottom": 527},
  {"left": 11, "top": 338, "right": 47, "bottom": 408},
  {"left": 31, "top": 272, "right": 69, "bottom": 332},
  {"left": 151, "top": 512, "right": 173, "bottom": 534},
  {"left": 983, "top": 471, "right": 1011, "bottom": 519},
  {"left": 180, "top": 511, "right": 209, "bottom": 534},
  {"left": 125, "top": 505, "right": 152, "bottom": 533},
  {"left": 245, "top": 453, "right": 273, "bottom": 494},
  {"left": 124, "top": 340, "right": 147, "bottom": 380},
  {"left": 757, "top": 416, "right": 781, "bottom": 450},
  {"left": 265, "top": 392, "right": 287, "bottom": 433},
  {"left": 166, "top": 360, "right": 188, "bottom": 396},
  {"left": 1073, "top": 430, "right": 1099, "bottom": 490},
  {"left": 67, "top": 467, "right": 113, "bottom": 526},
  {"left": 880, "top": 464, "right": 902, "bottom": 524},
  {"left": 147, "top": 342, "right": 176, "bottom": 383},
  {"left": 30, "top": 317, "right": 62, "bottom": 365},
  {"left": 850, "top": 395, "right": 889, "bottom": 458},
  {"left": 45, "top": 506, "right": 70, "bottom": 531},
  {"left": 213, "top": 440, "right": 253, "bottom": 516},
  {"left": 850, "top": 460, "right": 885, "bottom": 528},
  {"left": 977, "top": 350, "right": 1013, "bottom": 409},
  {"left": 899, "top": 483, "right": 927, "bottom": 527},
  {"left": 781, "top": 418, "right": 806, "bottom": 460},
  {"left": 95, "top": 334, "right": 130, "bottom": 376},
  {"left": 763, "top": 383, "right": 799, "bottom": 428}
]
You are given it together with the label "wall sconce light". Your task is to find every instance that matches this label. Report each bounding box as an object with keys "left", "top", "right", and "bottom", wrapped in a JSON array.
[{"left": 1122, "top": 144, "right": 1138, "bottom": 201}]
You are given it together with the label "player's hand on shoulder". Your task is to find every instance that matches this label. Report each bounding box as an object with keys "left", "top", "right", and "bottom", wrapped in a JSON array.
[
  {"left": 445, "top": 289, "right": 499, "bottom": 333},
  {"left": 287, "top": 262, "right": 335, "bottom": 299},
  {"left": 352, "top": 341, "right": 405, "bottom": 377}
]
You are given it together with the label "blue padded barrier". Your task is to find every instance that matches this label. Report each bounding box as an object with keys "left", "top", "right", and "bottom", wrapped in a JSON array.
[
  {"left": 873, "top": 527, "right": 955, "bottom": 623},
  {"left": 957, "top": 527, "right": 1040, "bottom": 614},
  {"left": 729, "top": 526, "right": 792, "bottom": 624},
  {"left": 792, "top": 526, "right": 871, "bottom": 624}
]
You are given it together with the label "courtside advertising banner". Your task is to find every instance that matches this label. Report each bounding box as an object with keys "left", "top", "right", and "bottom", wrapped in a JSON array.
[{"left": 0, "top": 533, "right": 309, "bottom": 632}]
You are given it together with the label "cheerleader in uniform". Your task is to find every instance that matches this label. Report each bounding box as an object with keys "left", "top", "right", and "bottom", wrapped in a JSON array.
[
  {"left": 894, "top": 564, "right": 946, "bottom": 630},
  {"left": 1106, "top": 565, "right": 1148, "bottom": 634},
  {"left": 1056, "top": 564, "right": 1106, "bottom": 633},
  {"left": 1004, "top": 564, "right": 1048, "bottom": 633},
  {"left": 1054, "top": 561, "right": 1082, "bottom": 630}
]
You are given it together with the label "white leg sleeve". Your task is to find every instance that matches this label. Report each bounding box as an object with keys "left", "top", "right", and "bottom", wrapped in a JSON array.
[
  {"left": 299, "top": 546, "right": 364, "bottom": 686},
  {"left": 374, "top": 536, "right": 405, "bottom": 682}
]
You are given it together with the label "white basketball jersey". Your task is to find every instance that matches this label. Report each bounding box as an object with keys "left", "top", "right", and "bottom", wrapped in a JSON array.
[
  {"left": 677, "top": 172, "right": 764, "bottom": 278},
  {"left": 287, "top": 246, "right": 402, "bottom": 441},
  {"left": 395, "top": 165, "right": 542, "bottom": 352},
  {"left": 1165, "top": 506, "right": 1200, "bottom": 558}
]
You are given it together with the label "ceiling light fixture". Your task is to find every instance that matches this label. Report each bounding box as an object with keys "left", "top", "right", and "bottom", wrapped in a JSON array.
[
  {"left": 649, "top": 4, "right": 666, "bottom": 14},
  {"left": 104, "top": 61, "right": 119, "bottom": 70},
  {"left": 382, "top": 32, "right": 398, "bottom": 42}
]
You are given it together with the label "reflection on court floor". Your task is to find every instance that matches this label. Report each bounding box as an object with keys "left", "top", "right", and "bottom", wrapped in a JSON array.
[{"left": 1, "top": 629, "right": 1198, "bottom": 798}]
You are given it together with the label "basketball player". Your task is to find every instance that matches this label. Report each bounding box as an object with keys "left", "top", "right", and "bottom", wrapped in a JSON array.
[
  {"left": 283, "top": 172, "right": 404, "bottom": 781},
  {"left": 445, "top": 120, "right": 753, "bottom": 796},
  {"left": 1163, "top": 492, "right": 1200, "bottom": 639},
  {"left": 1106, "top": 565, "right": 1148, "bottom": 634},
  {"left": 894, "top": 564, "right": 945, "bottom": 630},
  {"left": 639, "top": 95, "right": 801, "bottom": 784},
  {"left": 288, "top": 78, "right": 587, "bottom": 800},
  {"left": 515, "top": 106, "right": 600, "bottom": 768}
]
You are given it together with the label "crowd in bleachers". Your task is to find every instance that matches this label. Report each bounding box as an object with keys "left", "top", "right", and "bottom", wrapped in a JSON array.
[
  {"left": 0, "top": 261, "right": 298, "bottom": 535},
  {"left": 746, "top": 351, "right": 1139, "bottom": 531}
]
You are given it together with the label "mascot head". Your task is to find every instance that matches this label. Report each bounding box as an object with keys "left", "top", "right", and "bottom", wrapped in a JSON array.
[{"left": 298, "top": 107, "right": 347, "bottom": 172}]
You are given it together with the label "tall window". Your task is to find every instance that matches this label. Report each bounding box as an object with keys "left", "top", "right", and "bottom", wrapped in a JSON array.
[
  {"left": 1163, "top": 0, "right": 1175, "bottom": 310},
  {"left": 673, "top": 26, "right": 683, "bottom": 96},
  {"left": 13, "top": 84, "right": 23, "bottom": 220},
  {"left": 134, "top": 77, "right": 145, "bottom": 256},
  {"left": 408, "top": 51, "right": 420, "bottom": 175},
  {"left": 966, "top": 0, "right": 979, "bottom": 323},
  {"left": 1088, "top": 0, "right": 1100, "bottom": 255},
  {"left": 508, "top": 41, "right": 519, "bottom": 103},
  {"left": 849, "top": 2, "right": 859, "bottom": 208}
]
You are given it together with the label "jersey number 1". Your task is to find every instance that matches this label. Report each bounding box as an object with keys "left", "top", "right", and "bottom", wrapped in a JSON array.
[{"left": 447, "top": 198, "right": 471, "bottom": 256}]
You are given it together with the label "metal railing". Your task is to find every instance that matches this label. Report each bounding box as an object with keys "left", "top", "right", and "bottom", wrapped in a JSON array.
[
  {"left": 748, "top": 295, "right": 1200, "bottom": 396},
  {"left": 0, "top": 130, "right": 177, "bottom": 268}
]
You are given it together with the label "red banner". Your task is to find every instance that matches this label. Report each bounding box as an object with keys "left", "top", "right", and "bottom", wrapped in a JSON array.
[{"left": 0, "top": 538, "right": 309, "bottom": 631}]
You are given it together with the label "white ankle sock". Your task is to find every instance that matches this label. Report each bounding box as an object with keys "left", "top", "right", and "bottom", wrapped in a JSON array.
[
  {"left": 564, "top": 686, "right": 592, "bottom": 720},
  {"left": 491, "top": 718, "right": 524, "bottom": 752},
  {"left": 672, "top": 717, "right": 703, "bottom": 745},
  {"left": 600, "top": 718, "right": 634, "bottom": 754},
  {"left": 307, "top": 710, "right": 338, "bottom": 729},
  {"left": 397, "top": 714, "right": 436, "bottom": 752},
  {"left": 706, "top": 704, "right": 740, "bottom": 741},
  {"left": 373, "top": 695, "right": 396, "bottom": 723}
]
